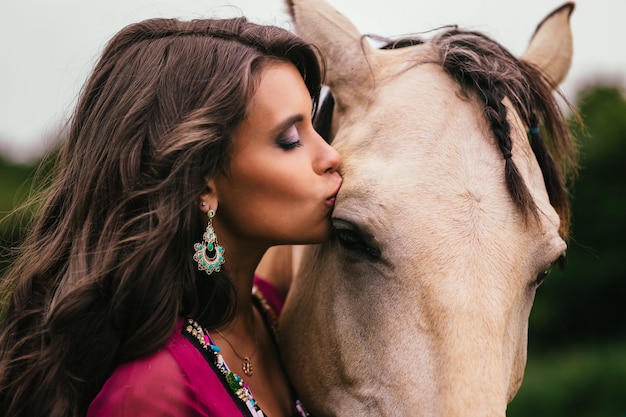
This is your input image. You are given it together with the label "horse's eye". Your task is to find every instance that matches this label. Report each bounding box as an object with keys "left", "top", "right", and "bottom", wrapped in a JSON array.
[
  {"left": 333, "top": 219, "right": 381, "bottom": 261},
  {"left": 534, "top": 270, "right": 549, "bottom": 287},
  {"left": 533, "top": 253, "right": 566, "bottom": 288}
]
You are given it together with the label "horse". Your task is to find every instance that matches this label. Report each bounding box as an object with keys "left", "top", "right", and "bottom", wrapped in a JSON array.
[{"left": 275, "top": 1, "right": 578, "bottom": 415}]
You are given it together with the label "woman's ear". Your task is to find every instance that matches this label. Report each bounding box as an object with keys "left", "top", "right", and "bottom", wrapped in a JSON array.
[{"left": 198, "top": 178, "right": 219, "bottom": 213}]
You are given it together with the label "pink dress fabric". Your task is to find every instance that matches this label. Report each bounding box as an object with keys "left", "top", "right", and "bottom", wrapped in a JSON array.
[{"left": 87, "top": 276, "right": 289, "bottom": 417}]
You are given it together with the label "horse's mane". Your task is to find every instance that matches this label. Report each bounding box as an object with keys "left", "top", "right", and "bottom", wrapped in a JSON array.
[{"left": 315, "top": 27, "right": 578, "bottom": 239}]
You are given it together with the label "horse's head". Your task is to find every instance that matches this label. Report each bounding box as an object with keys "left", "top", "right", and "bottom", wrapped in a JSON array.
[{"left": 279, "top": 1, "right": 577, "bottom": 416}]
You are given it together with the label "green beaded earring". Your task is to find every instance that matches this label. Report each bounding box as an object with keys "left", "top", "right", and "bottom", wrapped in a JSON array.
[{"left": 193, "top": 208, "right": 225, "bottom": 275}]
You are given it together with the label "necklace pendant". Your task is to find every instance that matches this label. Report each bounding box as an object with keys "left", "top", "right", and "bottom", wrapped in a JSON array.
[{"left": 242, "top": 357, "right": 253, "bottom": 377}]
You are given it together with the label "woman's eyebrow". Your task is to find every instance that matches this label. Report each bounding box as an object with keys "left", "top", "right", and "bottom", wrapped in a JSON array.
[{"left": 270, "top": 115, "right": 304, "bottom": 136}]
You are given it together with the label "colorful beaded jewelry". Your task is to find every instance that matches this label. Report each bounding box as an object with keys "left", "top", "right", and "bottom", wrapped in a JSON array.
[
  {"left": 183, "top": 284, "right": 310, "bottom": 417},
  {"left": 186, "top": 318, "right": 262, "bottom": 416},
  {"left": 193, "top": 209, "right": 225, "bottom": 275}
]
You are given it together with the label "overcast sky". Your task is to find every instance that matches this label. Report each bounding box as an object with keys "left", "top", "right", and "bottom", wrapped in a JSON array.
[{"left": 1, "top": 0, "right": 624, "bottom": 162}]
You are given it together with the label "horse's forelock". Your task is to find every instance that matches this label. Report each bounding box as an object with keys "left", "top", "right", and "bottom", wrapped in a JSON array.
[
  {"left": 316, "top": 27, "right": 577, "bottom": 238},
  {"left": 381, "top": 28, "right": 577, "bottom": 238}
]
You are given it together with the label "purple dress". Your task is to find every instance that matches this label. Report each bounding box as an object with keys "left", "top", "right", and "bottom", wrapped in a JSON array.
[{"left": 87, "top": 277, "right": 308, "bottom": 417}]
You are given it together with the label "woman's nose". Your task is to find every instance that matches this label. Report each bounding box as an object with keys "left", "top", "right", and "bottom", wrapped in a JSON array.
[
  {"left": 325, "top": 143, "right": 341, "bottom": 174},
  {"left": 315, "top": 131, "right": 341, "bottom": 174}
]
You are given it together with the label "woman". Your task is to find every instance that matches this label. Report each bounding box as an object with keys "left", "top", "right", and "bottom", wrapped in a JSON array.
[{"left": 0, "top": 16, "right": 341, "bottom": 417}]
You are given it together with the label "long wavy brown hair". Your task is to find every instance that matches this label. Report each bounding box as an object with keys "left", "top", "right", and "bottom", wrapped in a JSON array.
[{"left": 0, "top": 16, "right": 322, "bottom": 417}]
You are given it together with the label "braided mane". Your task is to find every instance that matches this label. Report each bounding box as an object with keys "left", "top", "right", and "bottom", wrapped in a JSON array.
[
  {"left": 317, "top": 27, "right": 578, "bottom": 238},
  {"left": 433, "top": 28, "right": 577, "bottom": 238}
]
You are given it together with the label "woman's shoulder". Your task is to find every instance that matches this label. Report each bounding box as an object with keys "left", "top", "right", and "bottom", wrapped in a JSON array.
[
  {"left": 88, "top": 320, "right": 251, "bottom": 417},
  {"left": 87, "top": 334, "right": 198, "bottom": 416}
]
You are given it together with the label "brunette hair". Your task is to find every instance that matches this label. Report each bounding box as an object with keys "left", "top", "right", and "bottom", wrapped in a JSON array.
[{"left": 0, "top": 16, "right": 322, "bottom": 417}]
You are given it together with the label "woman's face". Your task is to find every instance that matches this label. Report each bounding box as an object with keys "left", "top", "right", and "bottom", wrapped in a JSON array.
[{"left": 212, "top": 61, "right": 342, "bottom": 250}]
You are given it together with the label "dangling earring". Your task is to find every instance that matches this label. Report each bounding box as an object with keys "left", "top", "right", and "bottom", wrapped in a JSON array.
[{"left": 193, "top": 208, "right": 225, "bottom": 275}]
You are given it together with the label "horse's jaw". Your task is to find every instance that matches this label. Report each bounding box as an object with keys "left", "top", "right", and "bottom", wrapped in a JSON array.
[{"left": 280, "top": 239, "right": 536, "bottom": 417}]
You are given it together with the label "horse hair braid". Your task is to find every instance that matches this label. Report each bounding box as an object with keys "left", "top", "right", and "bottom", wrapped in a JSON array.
[
  {"left": 437, "top": 29, "right": 541, "bottom": 224},
  {"left": 481, "top": 87, "right": 539, "bottom": 224}
]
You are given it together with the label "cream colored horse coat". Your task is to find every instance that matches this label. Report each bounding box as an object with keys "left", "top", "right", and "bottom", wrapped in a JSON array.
[{"left": 273, "top": 1, "right": 576, "bottom": 416}]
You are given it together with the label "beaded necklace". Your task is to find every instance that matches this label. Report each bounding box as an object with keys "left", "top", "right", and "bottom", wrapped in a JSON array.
[
  {"left": 185, "top": 318, "right": 262, "bottom": 416},
  {"left": 184, "top": 287, "right": 309, "bottom": 417}
]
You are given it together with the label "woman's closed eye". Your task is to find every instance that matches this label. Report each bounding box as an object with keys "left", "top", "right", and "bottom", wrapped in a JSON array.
[{"left": 276, "top": 125, "right": 302, "bottom": 150}]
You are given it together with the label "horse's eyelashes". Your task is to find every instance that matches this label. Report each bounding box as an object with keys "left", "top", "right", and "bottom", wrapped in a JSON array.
[
  {"left": 533, "top": 270, "right": 549, "bottom": 288},
  {"left": 533, "top": 254, "right": 566, "bottom": 288},
  {"left": 332, "top": 219, "right": 381, "bottom": 261},
  {"left": 336, "top": 230, "right": 380, "bottom": 261}
]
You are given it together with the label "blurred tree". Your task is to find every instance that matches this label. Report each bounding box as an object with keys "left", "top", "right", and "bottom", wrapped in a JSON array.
[
  {"left": 0, "top": 156, "right": 38, "bottom": 275},
  {"left": 0, "top": 156, "right": 37, "bottom": 215},
  {"left": 0, "top": 149, "right": 57, "bottom": 276}
]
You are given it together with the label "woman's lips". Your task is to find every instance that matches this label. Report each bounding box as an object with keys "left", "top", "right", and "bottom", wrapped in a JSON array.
[{"left": 326, "top": 178, "right": 342, "bottom": 206}]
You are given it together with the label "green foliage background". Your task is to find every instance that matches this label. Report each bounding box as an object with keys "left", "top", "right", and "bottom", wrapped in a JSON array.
[
  {"left": 508, "top": 85, "right": 626, "bottom": 417},
  {"left": 0, "top": 157, "right": 39, "bottom": 274},
  {"left": 1, "top": 83, "right": 625, "bottom": 416}
]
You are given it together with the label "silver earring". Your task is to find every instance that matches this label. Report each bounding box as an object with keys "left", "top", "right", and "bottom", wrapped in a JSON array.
[{"left": 193, "top": 209, "right": 225, "bottom": 275}]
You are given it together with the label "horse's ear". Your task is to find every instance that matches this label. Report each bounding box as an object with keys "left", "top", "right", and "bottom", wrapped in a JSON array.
[
  {"left": 521, "top": 2, "right": 575, "bottom": 88},
  {"left": 285, "top": 0, "right": 374, "bottom": 109}
]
